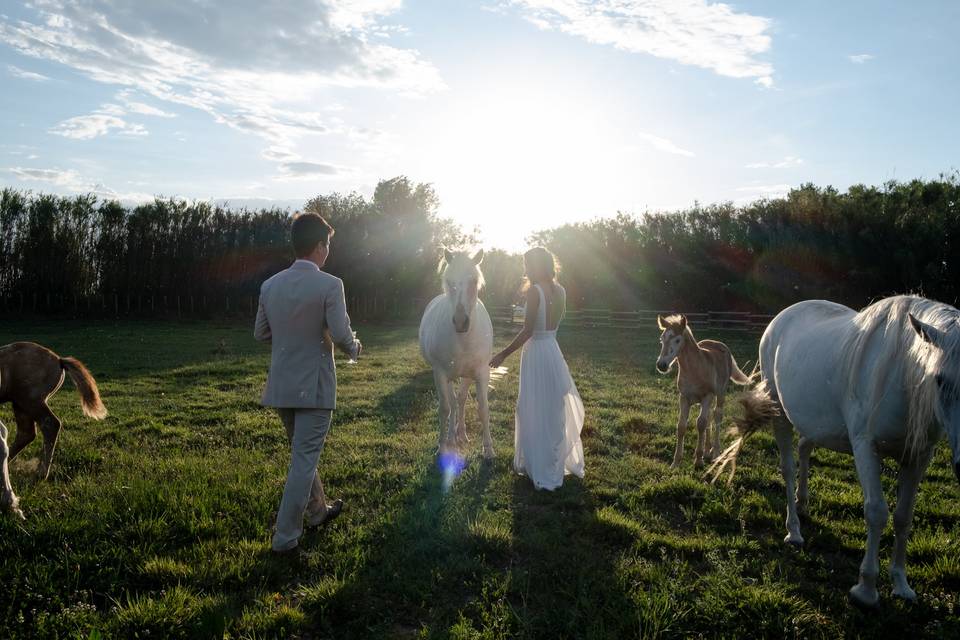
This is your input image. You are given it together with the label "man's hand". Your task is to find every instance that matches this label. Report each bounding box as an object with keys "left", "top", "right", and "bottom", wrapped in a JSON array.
[{"left": 490, "top": 352, "right": 506, "bottom": 369}]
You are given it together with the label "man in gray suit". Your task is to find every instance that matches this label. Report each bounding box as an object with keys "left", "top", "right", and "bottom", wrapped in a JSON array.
[{"left": 254, "top": 212, "right": 361, "bottom": 553}]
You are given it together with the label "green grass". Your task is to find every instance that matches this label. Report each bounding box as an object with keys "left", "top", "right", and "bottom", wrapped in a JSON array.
[{"left": 1, "top": 319, "right": 960, "bottom": 639}]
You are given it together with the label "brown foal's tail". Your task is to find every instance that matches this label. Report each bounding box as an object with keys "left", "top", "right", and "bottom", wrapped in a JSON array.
[
  {"left": 728, "top": 352, "right": 754, "bottom": 385},
  {"left": 60, "top": 357, "right": 108, "bottom": 420},
  {"left": 706, "top": 381, "right": 779, "bottom": 484}
]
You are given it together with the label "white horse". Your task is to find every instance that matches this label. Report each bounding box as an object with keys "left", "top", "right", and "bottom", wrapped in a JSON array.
[
  {"left": 419, "top": 249, "right": 495, "bottom": 458},
  {"left": 712, "top": 295, "right": 960, "bottom": 607}
]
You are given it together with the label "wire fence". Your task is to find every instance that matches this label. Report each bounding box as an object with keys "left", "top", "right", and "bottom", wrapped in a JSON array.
[
  {"left": 486, "top": 306, "right": 774, "bottom": 333},
  {"left": 0, "top": 293, "right": 775, "bottom": 333}
]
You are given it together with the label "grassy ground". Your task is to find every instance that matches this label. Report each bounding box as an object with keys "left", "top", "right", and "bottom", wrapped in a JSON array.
[{"left": 1, "top": 319, "right": 959, "bottom": 639}]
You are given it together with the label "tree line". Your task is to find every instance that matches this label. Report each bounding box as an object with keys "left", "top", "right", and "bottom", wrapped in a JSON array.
[
  {"left": 533, "top": 174, "right": 960, "bottom": 312},
  {"left": 1, "top": 173, "right": 958, "bottom": 316},
  {"left": 0, "top": 177, "right": 473, "bottom": 315}
]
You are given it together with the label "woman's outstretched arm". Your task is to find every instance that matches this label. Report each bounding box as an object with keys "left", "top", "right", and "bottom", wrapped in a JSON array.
[{"left": 490, "top": 287, "right": 538, "bottom": 368}]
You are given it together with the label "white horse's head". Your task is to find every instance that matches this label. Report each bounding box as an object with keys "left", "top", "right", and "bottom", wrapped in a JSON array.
[
  {"left": 441, "top": 248, "right": 485, "bottom": 333},
  {"left": 656, "top": 314, "right": 688, "bottom": 373},
  {"left": 909, "top": 312, "right": 960, "bottom": 483}
]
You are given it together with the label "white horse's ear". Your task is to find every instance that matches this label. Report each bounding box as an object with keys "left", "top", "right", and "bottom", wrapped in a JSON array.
[
  {"left": 679, "top": 315, "right": 688, "bottom": 332},
  {"left": 657, "top": 314, "right": 666, "bottom": 330},
  {"left": 443, "top": 248, "right": 454, "bottom": 264},
  {"left": 910, "top": 313, "right": 940, "bottom": 345},
  {"left": 471, "top": 249, "right": 484, "bottom": 265}
]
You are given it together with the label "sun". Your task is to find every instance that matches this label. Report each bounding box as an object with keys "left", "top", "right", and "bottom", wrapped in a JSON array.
[{"left": 411, "top": 82, "right": 642, "bottom": 251}]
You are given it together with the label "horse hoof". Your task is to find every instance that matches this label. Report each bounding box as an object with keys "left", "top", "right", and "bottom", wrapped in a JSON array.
[
  {"left": 848, "top": 585, "right": 880, "bottom": 609},
  {"left": 892, "top": 585, "right": 917, "bottom": 602},
  {"left": 783, "top": 535, "right": 804, "bottom": 549}
]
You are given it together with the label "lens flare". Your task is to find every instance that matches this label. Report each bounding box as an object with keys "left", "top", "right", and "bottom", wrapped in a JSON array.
[{"left": 438, "top": 450, "right": 467, "bottom": 493}]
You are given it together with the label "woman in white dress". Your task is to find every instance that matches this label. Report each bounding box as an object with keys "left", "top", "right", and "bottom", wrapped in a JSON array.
[{"left": 489, "top": 247, "right": 585, "bottom": 490}]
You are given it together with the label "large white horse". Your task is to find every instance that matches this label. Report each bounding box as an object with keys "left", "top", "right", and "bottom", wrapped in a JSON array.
[
  {"left": 712, "top": 295, "right": 960, "bottom": 607},
  {"left": 419, "top": 249, "right": 495, "bottom": 458}
]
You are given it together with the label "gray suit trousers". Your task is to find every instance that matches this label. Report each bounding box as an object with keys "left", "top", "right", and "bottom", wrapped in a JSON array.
[{"left": 271, "top": 408, "right": 333, "bottom": 551}]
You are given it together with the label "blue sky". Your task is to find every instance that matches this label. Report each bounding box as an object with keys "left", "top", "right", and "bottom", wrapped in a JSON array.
[{"left": 2, "top": 1, "right": 958, "bottom": 249}]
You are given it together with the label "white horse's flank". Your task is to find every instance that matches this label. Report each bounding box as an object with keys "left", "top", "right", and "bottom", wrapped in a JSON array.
[
  {"left": 419, "top": 249, "right": 495, "bottom": 458},
  {"left": 713, "top": 295, "right": 960, "bottom": 607}
]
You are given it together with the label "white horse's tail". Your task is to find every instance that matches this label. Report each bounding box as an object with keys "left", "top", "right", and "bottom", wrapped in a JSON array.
[
  {"left": 488, "top": 366, "right": 509, "bottom": 390},
  {"left": 707, "top": 381, "right": 780, "bottom": 484}
]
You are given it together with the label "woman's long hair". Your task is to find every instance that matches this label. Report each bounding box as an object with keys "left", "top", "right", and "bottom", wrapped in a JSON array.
[{"left": 521, "top": 247, "right": 560, "bottom": 295}]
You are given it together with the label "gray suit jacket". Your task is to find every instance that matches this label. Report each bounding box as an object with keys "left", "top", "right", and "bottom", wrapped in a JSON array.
[{"left": 254, "top": 260, "right": 358, "bottom": 409}]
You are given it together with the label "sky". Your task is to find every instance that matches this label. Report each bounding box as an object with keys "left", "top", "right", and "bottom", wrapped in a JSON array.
[{"left": 2, "top": 1, "right": 959, "bottom": 250}]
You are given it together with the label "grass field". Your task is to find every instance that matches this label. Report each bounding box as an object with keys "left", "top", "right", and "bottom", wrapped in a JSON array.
[{"left": 1, "top": 319, "right": 960, "bottom": 639}]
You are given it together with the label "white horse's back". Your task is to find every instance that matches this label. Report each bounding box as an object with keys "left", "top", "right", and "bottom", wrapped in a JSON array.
[{"left": 760, "top": 299, "right": 858, "bottom": 448}]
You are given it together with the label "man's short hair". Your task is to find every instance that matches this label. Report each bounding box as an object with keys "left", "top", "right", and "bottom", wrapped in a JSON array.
[{"left": 291, "top": 212, "right": 334, "bottom": 257}]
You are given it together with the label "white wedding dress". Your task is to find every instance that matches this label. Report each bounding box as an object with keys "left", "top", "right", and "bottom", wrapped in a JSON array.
[{"left": 513, "top": 283, "right": 585, "bottom": 490}]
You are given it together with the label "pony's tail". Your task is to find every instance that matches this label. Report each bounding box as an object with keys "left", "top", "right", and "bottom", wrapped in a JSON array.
[
  {"left": 707, "top": 381, "right": 779, "bottom": 484},
  {"left": 60, "top": 357, "right": 108, "bottom": 420},
  {"left": 729, "top": 352, "right": 754, "bottom": 385}
]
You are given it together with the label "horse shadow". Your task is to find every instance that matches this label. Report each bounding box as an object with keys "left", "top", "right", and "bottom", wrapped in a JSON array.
[
  {"left": 303, "top": 452, "right": 501, "bottom": 637},
  {"left": 373, "top": 369, "right": 436, "bottom": 434}
]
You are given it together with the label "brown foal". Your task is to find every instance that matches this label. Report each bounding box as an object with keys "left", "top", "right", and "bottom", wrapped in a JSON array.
[
  {"left": 0, "top": 342, "right": 107, "bottom": 486},
  {"left": 656, "top": 314, "right": 752, "bottom": 468}
]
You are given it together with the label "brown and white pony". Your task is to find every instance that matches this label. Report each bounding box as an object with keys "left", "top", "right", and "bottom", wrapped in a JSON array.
[
  {"left": 655, "top": 314, "right": 752, "bottom": 468},
  {"left": 0, "top": 342, "right": 107, "bottom": 511}
]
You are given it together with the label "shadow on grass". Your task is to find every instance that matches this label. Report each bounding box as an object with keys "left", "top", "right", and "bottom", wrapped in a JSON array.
[
  {"left": 508, "top": 474, "right": 641, "bottom": 638},
  {"left": 375, "top": 369, "right": 436, "bottom": 434},
  {"left": 309, "top": 453, "right": 499, "bottom": 637}
]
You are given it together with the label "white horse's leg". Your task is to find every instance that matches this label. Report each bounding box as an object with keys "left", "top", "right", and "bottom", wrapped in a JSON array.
[
  {"left": 693, "top": 394, "right": 714, "bottom": 469},
  {"left": 671, "top": 395, "right": 692, "bottom": 468},
  {"left": 0, "top": 420, "right": 24, "bottom": 520},
  {"left": 476, "top": 371, "right": 493, "bottom": 460},
  {"left": 445, "top": 378, "right": 459, "bottom": 451},
  {"left": 797, "top": 436, "right": 814, "bottom": 516},
  {"left": 890, "top": 449, "right": 933, "bottom": 601},
  {"left": 773, "top": 418, "right": 804, "bottom": 546},
  {"left": 849, "top": 440, "right": 888, "bottom": 608},
  {"left": 433, "top": 370, "right": 453, "bottom": 452},
  {"left": 709, "top": 393, "right": 725, "bottom": 461},
  {"left": 456, "top": 378, "right": 470, "bottom": 446}
]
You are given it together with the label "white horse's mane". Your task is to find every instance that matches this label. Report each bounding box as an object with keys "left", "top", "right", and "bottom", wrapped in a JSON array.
[{"left": 843, "top": 295, "right": 960, "bottom": 457}]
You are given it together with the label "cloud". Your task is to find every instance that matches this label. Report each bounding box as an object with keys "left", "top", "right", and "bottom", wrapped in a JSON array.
[
  {"left": 276, "top": 161, "right": 348, "bottom": 179},
  {"left": 636, "top": 131, "right": 695, "bottom": 157},
  {"left": 9, "top": 166, "right": 81, "bottom": 186},
  {"left": 328, "top": 0, "right": 403, "bottom": 30},
  {"left": 849, "top": 53, "right": 874, "bottom": 64},
  {"left": 506, "top": 0, "right": 774, "bottom": 86},
  {"left": 0, "top": 2, "right": 441, "bottom": 178},
  {"left": 734, "top": 183, "right": 791, "bottom": 202},
  {"left": 50, "top": 114, "right": 148, "bottom": 140},
  {"left": 261, "top": 146, "right": 299, "bottom": 162},
  {"left": 745, "top": 155, "right": 804, "bottom": 169},
  {"left": 8, "top": 165, "right": 154, "bottom": 202},
  {"left": 115, "top": 90, "right": 177, "bottom": 117},
  {"left": 7, "top": 64, "right": 49, "bottom": 81}
]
